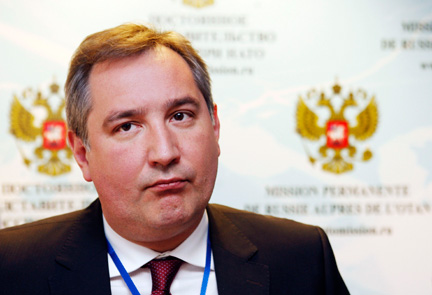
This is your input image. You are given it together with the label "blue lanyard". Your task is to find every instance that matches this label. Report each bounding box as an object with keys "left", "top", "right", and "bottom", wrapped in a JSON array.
[{"left": 107, "top": 227, "right": 211, "bottom": 295}]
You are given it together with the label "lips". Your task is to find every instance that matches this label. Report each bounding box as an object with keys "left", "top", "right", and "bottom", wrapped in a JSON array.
[{"left": 147, "top": 178, "right": 187, "bottom": 192}]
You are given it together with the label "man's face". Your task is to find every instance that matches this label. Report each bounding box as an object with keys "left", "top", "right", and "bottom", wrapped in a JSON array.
[{"left": 69, "top": 47, "right": 220, "bottom": 249}]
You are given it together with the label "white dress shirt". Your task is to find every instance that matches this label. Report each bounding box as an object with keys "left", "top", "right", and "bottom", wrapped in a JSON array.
[{"left": 103, "top": 211, "right": 218, "bottom": 295}]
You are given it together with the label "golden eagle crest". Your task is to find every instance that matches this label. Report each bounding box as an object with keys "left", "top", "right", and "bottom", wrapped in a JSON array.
[
  {"left": 296, "top": 81, "right": 378, "bottom": 174},
  {"left": 10, "top": 80, "right": 73, "bottom": 176}
]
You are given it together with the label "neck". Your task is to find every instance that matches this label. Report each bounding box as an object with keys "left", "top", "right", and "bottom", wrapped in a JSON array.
[
  {"left": 131, "top": 221, "right": 200, "bottom": 252},
  {"left": 103, "top": 213, "right": 204, "bottom": 253}
]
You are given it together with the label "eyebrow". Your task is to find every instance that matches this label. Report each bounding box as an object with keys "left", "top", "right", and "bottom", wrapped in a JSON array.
[
  {"left": 102, "top": 96, "right": 201, "bottom": 128},
  {"left": 164, "top": 96, "right": 201, "bottom": 111},
  {"left": 103, "top": 108, "right": 146, "bottom": 128}
]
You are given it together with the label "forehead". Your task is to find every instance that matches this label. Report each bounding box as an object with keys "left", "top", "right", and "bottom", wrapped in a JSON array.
[
  {"left": 90, "top": 46, "right": 191, "bottom": 84},
  {"left": 86, "top": 46, "right": 206, "bottom": 126},
  {"left": 89, "top": 46, "right": 200, "bottom": 102}
]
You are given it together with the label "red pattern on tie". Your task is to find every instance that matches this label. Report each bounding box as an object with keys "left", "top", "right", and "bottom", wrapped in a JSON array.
[{"left": 147, "top": 257, "right": 183, "bottom": 295}]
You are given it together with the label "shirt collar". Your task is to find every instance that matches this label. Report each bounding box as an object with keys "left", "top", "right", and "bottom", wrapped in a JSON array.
[{"left": 103, "top": 210, "right": 213, "bottom": 278}]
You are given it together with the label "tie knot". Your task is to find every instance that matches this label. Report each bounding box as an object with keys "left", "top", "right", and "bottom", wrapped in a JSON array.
[{"left": 147, "top": 256, "right": 183, "bottom": 295}]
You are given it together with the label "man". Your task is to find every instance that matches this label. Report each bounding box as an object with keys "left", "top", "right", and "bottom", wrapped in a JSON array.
[{"left": 0, "top": 23, "right": 350, "bottom": 295}]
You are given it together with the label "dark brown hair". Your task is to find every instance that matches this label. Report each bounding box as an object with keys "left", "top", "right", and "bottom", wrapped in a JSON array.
[{"left": 65, "top": 23, "right": 213, "bottom": 146}]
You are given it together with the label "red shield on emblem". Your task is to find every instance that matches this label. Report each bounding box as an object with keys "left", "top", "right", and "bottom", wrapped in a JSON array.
[
  {"left": 326, "top": 121, "right": 348, "bottom": 149},
  {"left": 43, "top": 121, "right": 67, "bottom": 150}
]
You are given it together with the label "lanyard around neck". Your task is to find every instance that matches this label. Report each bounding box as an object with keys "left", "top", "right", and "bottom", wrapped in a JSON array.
[{"left": 106, "top": 226, "right": 212, "bottom": 295}]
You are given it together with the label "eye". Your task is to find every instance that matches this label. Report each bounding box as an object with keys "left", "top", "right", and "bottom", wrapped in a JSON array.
[
  {"left": 172, "top": 112, "right": 192, "bottom": 122},
  {"left": 173, "top": 112, "right": 185, "bottom": 121},
  {"left": 118, "top": 122, "right": 134, "bottom": 132}
]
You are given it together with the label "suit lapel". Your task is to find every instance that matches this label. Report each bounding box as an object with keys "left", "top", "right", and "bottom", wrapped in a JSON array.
[
  {"left": 207, "top": 204, "right": 269, "bottom": 295},
  {"left": 49, "top": 200, "right": 111, "bottom": 295},
  {"left": 47, "top": 201, "right": 270, "bottom": 295}
]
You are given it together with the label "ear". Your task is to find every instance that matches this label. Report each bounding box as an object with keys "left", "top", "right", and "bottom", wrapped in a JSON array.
[
  {"left": 68, "top": 131, "right": 92, "bottom": 182},
  {"left": 212, "top": 104, "right": 221, "bottom": 156}
]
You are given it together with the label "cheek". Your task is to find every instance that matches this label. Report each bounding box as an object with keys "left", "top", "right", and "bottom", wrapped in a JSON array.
[
  {"left": 189, "top": 134, "right": 219, "bottom": 182},
  {"left": 88, "top": 143, "right": 144, "bottom": 182}
]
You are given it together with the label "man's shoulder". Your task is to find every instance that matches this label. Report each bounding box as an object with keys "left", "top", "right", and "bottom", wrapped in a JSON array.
[
  {"left": 0, "top": 199, "right": 109, "bottom": 292},
  {"left": 207, "top": 203, "right": 330, "bottom": 274},
  {"left": 208, "top": 203, "right": 322, "bottom": 241},
  {"left": 0, "top": 199, "right": 102, "bottom": 256},
  {"left": 208, "top": 203, "right": 317, "bottom": 228},
  {"left": 1, "top": 200, "right": 95, "bottom": 234},
  {"left": 207, "top": 205, "right": 349, "bottom": 294},
  {"left": 1, "top": 207, "right": 83, "bottom": 231}
]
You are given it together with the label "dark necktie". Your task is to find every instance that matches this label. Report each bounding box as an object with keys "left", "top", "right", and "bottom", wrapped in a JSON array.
[{"left": 147, "top": 256, "right": 184, "bottom": 295}]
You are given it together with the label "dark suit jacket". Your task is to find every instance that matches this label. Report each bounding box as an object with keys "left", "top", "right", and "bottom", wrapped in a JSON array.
[{"left": 0, "top": 199, "right": 349, "bottom": 295}]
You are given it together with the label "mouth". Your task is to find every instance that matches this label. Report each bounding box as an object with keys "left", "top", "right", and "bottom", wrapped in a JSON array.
[{"left": 147, "top": 178, "right": 188, "bottom": 193}]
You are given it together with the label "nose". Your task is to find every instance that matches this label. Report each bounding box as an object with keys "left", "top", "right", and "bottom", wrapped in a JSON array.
[{"left": 147, "top": 124, "right": 180, "bottom": 168}]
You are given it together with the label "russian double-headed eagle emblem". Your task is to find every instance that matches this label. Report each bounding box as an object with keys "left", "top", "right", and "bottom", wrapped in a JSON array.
[
  {"left": 10, "top": 80, "right": 73, "bottom": 176},
  {"left": 296, "top": 81, "right": 378, "bottom": 174}
]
